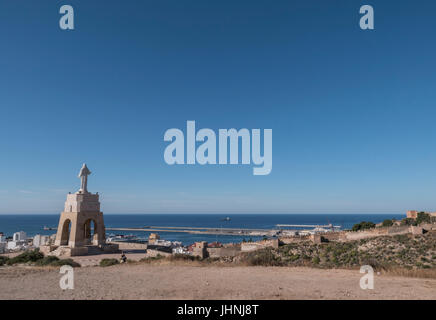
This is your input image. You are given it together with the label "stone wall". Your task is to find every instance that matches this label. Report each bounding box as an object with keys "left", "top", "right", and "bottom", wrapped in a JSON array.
[
  {"left": 279, "top": 235, "right": 310, "bottom": 244},
  {"left": 192, "top": 241, "right": 208, "bottom": 258},
  {"left": 117, "top": 242, "right": 148, "bottom": 251},
  {"left": 146, "top": 248, "right": 171, "bottom": 258},
  {"left": 344, "top": 225, "right": 410, "bottom": 241},
  {"left": 241, "top": 239, "right": 279, "bottom": 252},
  {"left": 320, "top": 232, "right": 343, "bottom": 242},
  {"left": 207, "top": 247, "right": 241, "bottom": 258}
]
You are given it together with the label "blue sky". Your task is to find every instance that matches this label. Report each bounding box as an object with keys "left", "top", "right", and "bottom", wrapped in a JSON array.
[{"left": 1, "top": 0, "right": 436, "bottom": 214}]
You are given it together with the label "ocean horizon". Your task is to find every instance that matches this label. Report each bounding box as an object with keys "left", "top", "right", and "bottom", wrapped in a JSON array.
[{"left": 0, "top": 213, "right": 405, "bottom": 245}]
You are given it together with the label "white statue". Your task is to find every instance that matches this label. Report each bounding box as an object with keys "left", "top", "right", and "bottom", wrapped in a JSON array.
[{"left": 78, "top": 163, "right": 91, "bottom": 193}]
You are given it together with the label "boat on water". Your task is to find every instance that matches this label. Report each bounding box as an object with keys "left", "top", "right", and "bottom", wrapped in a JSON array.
[{"left": 221, "top": 217, "right": 231, "bottom": 221}]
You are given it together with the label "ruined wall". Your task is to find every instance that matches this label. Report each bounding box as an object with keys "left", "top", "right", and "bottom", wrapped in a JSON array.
[
  {"left": 207, "top": 247, "right": 241, "bottom": 258},
  {"left": 345, "top": 225, "right": 410, "bottom": 240},
  {"left": 320, "top": 232, "right": 343, "bottom": 242},
  {"left": 279, "top": 235, "right": 310, "bottom": 244},
  {"left": 117, "top": 242, "right": 148, "bottom": 251},
  {"left": 146, "top": 248, "right": 171, "bottom": 258},
  {"left": 241, "top": 239, "right": 279, "bottom": 252}
]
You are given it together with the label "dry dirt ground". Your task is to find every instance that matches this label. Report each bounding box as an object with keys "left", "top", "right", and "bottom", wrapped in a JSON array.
[{"left": 0, "top": 264, "right": 435, "bottom": 300}]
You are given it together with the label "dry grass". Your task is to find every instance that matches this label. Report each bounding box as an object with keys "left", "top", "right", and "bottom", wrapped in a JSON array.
[{"left": 382, "top": 267, "right": 436, "bottom": 279}]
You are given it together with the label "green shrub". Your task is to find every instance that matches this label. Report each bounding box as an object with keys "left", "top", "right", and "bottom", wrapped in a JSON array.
[
  {"left": 416, "top": 212, "right": 431, "bottom": 225},
  {"left": 394, "top": 234, "right": 409, "bottom": 243},
  {"left": 0, "top": 256, "right": 10, "bottom": 266},
  {"left": 35, "top": 256, "right": 60, "bottom": 266},
  {"left": 241, "top": 249, "right": 282, "bottom": 266},
  {"left": 360, "top": 257, "right": 385, "bottom": 271},
  {"left": 382, "top": 219, "right": 394, "bottom": 227},
  {"left": 352, "top": 221, "right": 376, "bottom": 232},
  {"left": 169, "top": 254, "right": 199, "bottom": 261},
  {"left": 140, "top": 254, "right": 166, "bottom": 263},
  {"left": 99, "top": 258, "right": 119, "bottom": 267},
  {"left": 401, "top": 218, "right": 414, "bottom": 226},
  {"left": 312, "top": 256, "right": 320, "bottom": 265},
  {"left": 6, "top": 250, "right": 44, "bottom": 265},
  {"left": 51, "top": 258, "right": 81, "bottom": 267}
]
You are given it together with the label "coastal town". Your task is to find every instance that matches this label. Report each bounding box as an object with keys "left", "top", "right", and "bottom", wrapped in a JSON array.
[
  {"left": 1, "top": 210, "right": 435, "bottom": 261},
  {"left": 1, "top": 165, "right": 435, "bottom": 300},
  {"left": 0, "top": 163, "right": 435, "bottom": 265},
  {"left": 0, "top": 165, "right": 435, "bottom": 261}
]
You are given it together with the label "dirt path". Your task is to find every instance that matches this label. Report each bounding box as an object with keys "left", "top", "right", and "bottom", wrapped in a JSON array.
[{"left": 0, "top": 264, "right": 435, "bottom": 300}]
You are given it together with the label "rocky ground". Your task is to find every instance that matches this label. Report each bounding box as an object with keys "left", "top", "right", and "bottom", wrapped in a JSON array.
[
  {"left": 1, "top": 232, "right": 435, "bottom": 300},
  {"left": 0, "top": 264, "right": 436, "bottom": 299},
  {"left": 239, "top": 232, "right": 436, "bottom": 270},
  {"left": 0, "top": 263, "right": 435, "bottom": 300}
]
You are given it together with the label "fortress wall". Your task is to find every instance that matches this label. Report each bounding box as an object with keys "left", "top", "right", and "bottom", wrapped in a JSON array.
[
  {"left": 207, "top": 247, "right": 241, "bottom": 257},
  {"left": 241, "top": 239, "right": 279, "bottom": 252},
  {"left": 117, "top": 242, "right": 148, "bottom": 250},
  {"left": 345, "top": 225, "right": 410, "bottom": 240},
  {"left": 146, "top": 248, "right": 171, "bottom": 258}
]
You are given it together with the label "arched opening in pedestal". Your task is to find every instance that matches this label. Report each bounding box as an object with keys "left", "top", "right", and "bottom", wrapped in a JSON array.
[
  {"left": 84, "top": 219, "right": 98, "bottom": 245},
  {"left": 60, "top": 219, "right": 71, "bottom": 246}
]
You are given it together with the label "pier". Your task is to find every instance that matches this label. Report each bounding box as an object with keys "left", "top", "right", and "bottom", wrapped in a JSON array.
[
  {"left": 106, "top": 226, "right": 276, "bottom": 237},
  {"left": 42, "top": 224, "right": 342, "bottom": 238}
]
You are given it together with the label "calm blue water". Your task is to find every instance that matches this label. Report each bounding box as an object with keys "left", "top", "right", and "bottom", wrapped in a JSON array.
[{"left": 0, "top": 214, "right": 405, "bottom": 245}]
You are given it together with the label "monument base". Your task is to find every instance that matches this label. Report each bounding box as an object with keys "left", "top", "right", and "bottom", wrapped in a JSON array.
[{"left": 41, "top": 243, "right": 119, "bottom": 257}]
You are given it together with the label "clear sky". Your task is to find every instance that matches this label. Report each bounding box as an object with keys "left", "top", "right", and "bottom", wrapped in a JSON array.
[{"left": 1, "top": 0, "right": 436, "bottom": 214}]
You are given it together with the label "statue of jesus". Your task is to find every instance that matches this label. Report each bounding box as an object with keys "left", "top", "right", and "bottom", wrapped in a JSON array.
[{"left": 78, "top": 163, "right": 91, "bottom": 193}]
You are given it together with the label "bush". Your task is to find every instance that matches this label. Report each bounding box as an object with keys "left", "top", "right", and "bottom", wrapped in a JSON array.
[
  {"left": 382, "top": 219, "right": 394, "bottom": 227},
  {"left": 35, "top": 256, "right": 60, "bottom": 266},
  {"left": 360, "top": 257, "right": 386, "bottom": 271},
  {"left": 139, "top": 254, "right": 166, "bottom": 263},
  {"left": 416, "top": 212, "right": 431, "bottom": 225},
  {"left": 6, "top": 250, "right": 44, "bottom": 265},
  {"left": 401, "top": 218, "right": 414, "bottom": 226},
  {"left": 0, "top": 256, "right": 10, "bottom": 266},
  {"left": 2, "top": 250, "right": 80, "bottom": 267},
  {"left": 51, "top": 258, "right": 81, "bottom": 267},
  {"left": 100, "top": 258, "right": 119, "bottom": 267},
  {"left": 241, "top": 249, "right": 282, "bottom": 266},
  {"left": 169, "top": 254, "right": 199, "bottom": 261},
  {"left": 352, "top": 221, "right": 376, "bottom": 232}
]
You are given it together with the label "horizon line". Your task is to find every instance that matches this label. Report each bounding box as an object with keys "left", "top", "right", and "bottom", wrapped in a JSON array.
[{"left": 0, "top": 212, "right": 406, "bottom": 215}]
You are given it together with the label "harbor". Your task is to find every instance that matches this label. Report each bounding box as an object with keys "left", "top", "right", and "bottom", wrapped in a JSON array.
[{"left": 106, "top": 223, "right": 343, "bottom": 237}]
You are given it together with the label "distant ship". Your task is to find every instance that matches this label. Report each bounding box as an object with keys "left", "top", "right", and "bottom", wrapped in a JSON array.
[
  {"left": 221, "top": 217, "right": 231, "bottom": 221},
  {"left": 43, "top": 226, "right": 56, "bottom": 231}
]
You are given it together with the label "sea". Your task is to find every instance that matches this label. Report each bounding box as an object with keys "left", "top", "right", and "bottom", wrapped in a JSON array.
[{"left": 0, "top": 213, "right": 405, "bottom": 245}]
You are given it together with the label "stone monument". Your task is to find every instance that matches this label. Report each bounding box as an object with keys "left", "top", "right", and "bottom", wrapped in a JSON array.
[{"left": 41, "top": 164, "right": 118, "bottom": 256}]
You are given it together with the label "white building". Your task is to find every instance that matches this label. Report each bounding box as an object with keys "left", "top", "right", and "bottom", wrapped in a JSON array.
[
  {"left": 13, "top": 231, "right": 27, "bottom": 242},
  {"left": 172, "top": 246, "right": 189, "bottom": 255},
  {"left": 33, "top": 234, "right": 51, "bottom": 248},
  {"left": 7, "top": 231, "right": 28, "bottom": 251}
]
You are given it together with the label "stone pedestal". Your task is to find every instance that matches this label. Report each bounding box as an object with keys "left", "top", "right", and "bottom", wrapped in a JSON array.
[
  {"left": 51, "top": 191, "right": 118, "bottom": 256},
  {"left": 54, "top": 192, "right": 106, "bottom": 247}
]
